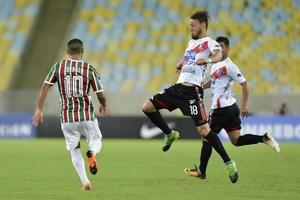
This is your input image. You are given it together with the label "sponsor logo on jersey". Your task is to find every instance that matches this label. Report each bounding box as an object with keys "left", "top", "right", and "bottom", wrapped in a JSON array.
[
  {"left": 184, "top": 50, "right": 196, "bottom": 63},
  {"left": 189, "top": 99, "right": 196, "bottom": 104}
]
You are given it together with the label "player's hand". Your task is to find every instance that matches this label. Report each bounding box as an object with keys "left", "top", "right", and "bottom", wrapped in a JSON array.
[
  {"left": 176, "top": 61, "right": 184, "bottom": 74},
  {"left": 196, "top": 58, "right": 207, "bottom": 65},
  {"left": 99, "top": 105, "right": 106, "bottom": 116},
  {"left": 176, "top": 66, "right": 182, "bottom": 74},
  {"left": 240, "top": 104, "right": 249, "bottom": 119},
  {"left": 32, "top": 109, "right": 43, "bottom": 126}
]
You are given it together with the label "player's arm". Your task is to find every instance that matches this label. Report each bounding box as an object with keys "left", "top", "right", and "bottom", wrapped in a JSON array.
[
  {"left": 96, "top": 91, "right": 106, "bottom": 116},
  {"left": 91, "top": 67, "right": 107, "bottom": 116},
  {"left": 196, "top": 49, "right": 222, "bottom": 65},
  {"left": 32, "top": 63, "right": 57, "bottom": 126},
  {"left": 202, "top": 80, "right": 211, "bottom": 89},
  {"left": 240, "top": 81, "right": 250, "bottom": 118},
  {"left": 176, "top": 59, "right": 185, "bottom": 74},
  {"left": 32, "top": 83, "right": 51, "bottom": 126}
]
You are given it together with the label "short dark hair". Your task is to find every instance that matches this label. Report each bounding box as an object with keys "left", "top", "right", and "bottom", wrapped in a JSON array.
[
  {"left": 216, "top": 36, "right": 230, "bottom": 47},
  {"left": 190, "top": 10, "right": 210, "bottom": 29},
  {"left": 67, "top": 38, "right": 83, "bottom": 54}
]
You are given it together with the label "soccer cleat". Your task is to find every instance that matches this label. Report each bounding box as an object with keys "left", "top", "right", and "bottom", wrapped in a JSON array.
[
  {"left": 87, "top": 150, "right": 98, "bottom": 175},
  {"left": 263, "top": 132, "right": 280, "bottom": 153},
  {"left": 162, "top": 130, "right": 180, "bottom": 152},
  {"left": 184, "top": 165, "right": 206, "bottom": 179},
  {"left": 225, "top": 160, "right": 239, "bottom": 183},
  {"left": 81, "top": 182, "right": 92, "bottom": 191}
]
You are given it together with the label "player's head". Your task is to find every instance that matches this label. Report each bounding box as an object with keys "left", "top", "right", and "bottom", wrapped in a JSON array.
[
  {"left": 67, "top": 38, "right": 84, "bottom": 58},
  {"left": 189, "top": 10, "right": 210, "bottom": 39},
  {"left": 216, "top": 36, "right": 230, "bottom": 59}
]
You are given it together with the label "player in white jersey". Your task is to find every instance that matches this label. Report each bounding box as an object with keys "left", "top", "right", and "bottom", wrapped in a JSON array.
[
  {"left": 142, "top": 11, "right": 238, "bottom": 183},
  {"left": 32, "top": 39, "right": 106, "bottom": 190},
  {"left": 185, "top": 36, "right": 280, "bottom": 180}
]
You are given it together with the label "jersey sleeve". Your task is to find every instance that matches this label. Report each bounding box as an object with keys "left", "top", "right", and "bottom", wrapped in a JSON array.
[
  {"left": 227, "top": 64, "right": 246, "bottom": 84},
  {"left": 90, "top": 67, "right": 104, "bottom": 93},
  {"left": 209, "top": 39, "right": 222, "bottom": 54},
  {"left": 44, "top": 63, "right": 57, "bottom": 85}
]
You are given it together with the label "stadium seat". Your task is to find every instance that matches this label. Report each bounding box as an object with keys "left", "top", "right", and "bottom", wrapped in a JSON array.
[
  {"left": 68, "top": 0, "right": 300, "bottom": 95},
  {"left": 0, "top": 0, "right": 41, "bottom": 91}
]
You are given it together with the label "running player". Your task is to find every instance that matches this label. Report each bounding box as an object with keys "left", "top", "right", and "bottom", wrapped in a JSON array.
[
  {"left": 142, "top": 11, "right": 238, "bottom": 183},
  {"left": 184, "top": 36, "right": 280, "bottom": 180},
  {"left": 32, "top": 38, "right": 106, "bottom": 190}
]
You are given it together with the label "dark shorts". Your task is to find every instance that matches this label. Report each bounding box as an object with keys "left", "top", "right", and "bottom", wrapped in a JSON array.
[
  {"left": 150, "top": 84, "right": 207, "bottom": 126},
  {"left": 209, "top": 103, "right": 241, "bottom": 133}
]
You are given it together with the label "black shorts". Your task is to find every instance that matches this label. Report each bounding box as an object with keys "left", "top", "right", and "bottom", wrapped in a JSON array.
[
  {"left": 209, "top": 103, "right": 241, "bottom": 133},
  {"left": 150, "top": 84, "right": 207, "bottom": 126}
]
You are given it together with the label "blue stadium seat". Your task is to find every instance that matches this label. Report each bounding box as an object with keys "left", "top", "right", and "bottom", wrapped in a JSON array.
[{"left": 70, "top": 0, "right": 300, "bottom": 95}]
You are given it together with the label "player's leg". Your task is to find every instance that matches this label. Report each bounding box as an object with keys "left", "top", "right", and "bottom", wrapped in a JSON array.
[
  {"left": 185, "top": 137, "right": 212, "bottom": 179},
  {"left": 228, "top": 130, "right": 280, "bottom": 152},
  {"left": 142, "top": 100, "right": 172, "bottom": 136},
  {"left": 229, "top": 130, "right": 263, "bottom": 146},
  {"left": 198, "top": 138, "right": 212, "bottom": 178},
  {"left": 82, "top": 119, "right": 103, "bottom": 175},
  {"left": 142, "top": 86, "right": 180, "bottom": 151},
  {"left": 61, "top": 123, "right": 91, "bottom": 190},
  {"left": 185, "top": 123, "right": 238, "bottom": 183},
  {"left": 196, "top": 109, "right": 225, "bottom": 178},
  {"left": 183, "top": 92, "right": 238, "bottom": 183},
  {"left": 226, "top": 103, "right": 279, "bottom": 152},
  {"left": 71, "top": 143, "right": 92, "bottom": 190}
]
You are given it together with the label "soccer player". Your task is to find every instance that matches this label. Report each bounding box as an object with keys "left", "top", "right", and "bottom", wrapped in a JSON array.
[
  {"left": 32, "top": 38, "right": 106, "bottom": 190},
  {"left": 184, "top": 36, "right": 280, "bottom": 180},
  {"left": 142, "top": 11, "right": 238, "bottom": 183}
]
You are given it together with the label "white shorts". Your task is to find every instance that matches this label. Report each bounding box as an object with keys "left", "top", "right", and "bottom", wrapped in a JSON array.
[{"left": 61, "top": 119, "right": 102, "bottom": 154}]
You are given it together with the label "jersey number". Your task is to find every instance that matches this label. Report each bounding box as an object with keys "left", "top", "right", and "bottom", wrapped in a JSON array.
[
  {"left": 64, "top": 76, "right": 83, "bottom": 97},
  {"left": 190, "top": 105, "right": 198, "bottom": 115}
]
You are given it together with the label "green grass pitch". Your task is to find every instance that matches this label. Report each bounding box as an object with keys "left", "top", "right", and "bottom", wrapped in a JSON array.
[{"left": 0, "top": 139, "right": 299, "bottom": 200}]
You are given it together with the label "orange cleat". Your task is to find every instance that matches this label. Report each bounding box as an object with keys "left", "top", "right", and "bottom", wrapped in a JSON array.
[{"left": 87, "top": 150, "right": 98, "bottom": 175}]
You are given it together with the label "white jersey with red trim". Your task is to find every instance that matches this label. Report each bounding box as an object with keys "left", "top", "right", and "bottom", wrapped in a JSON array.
[
  {"left": 177, "top": 37, "right": 221, "bottom": 86},
  {"left": 210, "top": 57, "right": 246, "bottom": 109}
]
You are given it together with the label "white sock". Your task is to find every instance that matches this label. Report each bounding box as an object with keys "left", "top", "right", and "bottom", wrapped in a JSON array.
[
  {"left": 70, "top": 148, "right": 89, "bottom": 184},
  {"left": 88, "top": 140, "right": 102, "bottom": 155}
]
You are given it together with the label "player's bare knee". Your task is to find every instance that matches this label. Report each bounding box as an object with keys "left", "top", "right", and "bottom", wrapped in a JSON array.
[
  {"left": 197, "top": 124, "right": 210, "bottom": 137},
  {"left": 142, "top": 100, "right": 156, "bottom": 112},
  {"left": 228, "top": 130, "right": 240, "bottom": 146}
]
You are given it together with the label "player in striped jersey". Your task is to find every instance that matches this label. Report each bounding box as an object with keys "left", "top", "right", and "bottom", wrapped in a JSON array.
[
  {"left": 32, "top": 38, "right": 106, "bottom": 190},
  {"left": 185, "top": 36, "right": 280, "bottom": 180},
  {"left": 142, "top": 11, "right": 238, "bottom": 183}
]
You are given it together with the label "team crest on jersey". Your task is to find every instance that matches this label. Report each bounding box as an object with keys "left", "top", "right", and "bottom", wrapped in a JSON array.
[
  {"left": 211, "top": 66, "right": 227, "bottom": 85},
  {"left": 212, "top": 66, "right": 227, "bottom": 79}
]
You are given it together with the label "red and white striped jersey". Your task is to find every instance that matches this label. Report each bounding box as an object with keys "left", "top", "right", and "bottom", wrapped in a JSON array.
[
  {"left": 210, "top": 57, "right": 246, "bottom": 109},
  {"left": 44, "top": 59, "right": 104, "bottom": 123},
  {"left": 177, "top": 37, "right": 221, "bottom": 86}
]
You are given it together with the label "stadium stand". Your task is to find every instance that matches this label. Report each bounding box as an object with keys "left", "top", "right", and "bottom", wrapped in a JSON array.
[
  {"left": 0, "top": 0, "right": 41, "bottom": 91},
  {"left": 70, "top": 0, "right": 300, "bottom": 95}
]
